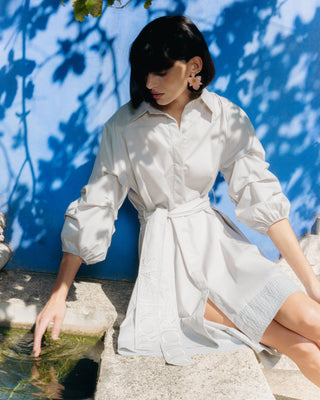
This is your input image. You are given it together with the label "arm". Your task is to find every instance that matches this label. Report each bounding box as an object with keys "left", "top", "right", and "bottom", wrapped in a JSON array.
[
  {"left": 33, "top": 120, "right": 129, "bottom": 356},
  {"left": 267, "top": 218, "right": 320, "bottom": 302},
  {"left": 33, "top": 252, "right": 82, "bottom": 357}
]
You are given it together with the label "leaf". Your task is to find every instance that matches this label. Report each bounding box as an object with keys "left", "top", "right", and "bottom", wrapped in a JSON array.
[
  {"left": 53, "top": 59, "right": 72, "bottom": 82},
  {"left": 25, "top": 80, "right": 34, "bottom": 99},
  {"left": 13, "top": 59, "right": 36, "bottom": 77},
  {"left": 144, "top": 0, "right": 153, "bottom": 8},
  {"left": 86, "top": 0, "right": 102, "bottom": 18},
  {"left": 71, "top": 53, "right": 86, "bottom": 74},
  {"left": 72, "top": 0, "right": 89, "bottom": 22}
]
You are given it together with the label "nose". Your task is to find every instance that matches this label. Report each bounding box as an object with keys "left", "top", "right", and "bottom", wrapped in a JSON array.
[{"left": 146, "top": 73, "right": 157, "bottom": 90}]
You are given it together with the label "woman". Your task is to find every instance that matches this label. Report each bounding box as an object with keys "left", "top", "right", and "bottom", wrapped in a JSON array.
[{"left": 34, "top": 16, "right": 320, "bottom": 386}]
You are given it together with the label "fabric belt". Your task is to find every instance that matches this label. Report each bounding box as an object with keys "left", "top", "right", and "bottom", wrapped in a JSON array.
[{"left": 135, "top": 197, "right": 212, "bottom": 366}]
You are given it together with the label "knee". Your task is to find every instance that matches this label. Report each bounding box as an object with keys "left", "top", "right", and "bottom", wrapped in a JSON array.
[
  {"left": 293, "top": 340, "right": 320, "bottom": 368},
  {"left": 301, "top": 306, "right": 320, "bottom": 331}
]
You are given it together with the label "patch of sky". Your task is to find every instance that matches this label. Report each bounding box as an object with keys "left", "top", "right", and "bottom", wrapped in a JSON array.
[{"left": 213, "top": 75, "right": 231, "bottom": 92}]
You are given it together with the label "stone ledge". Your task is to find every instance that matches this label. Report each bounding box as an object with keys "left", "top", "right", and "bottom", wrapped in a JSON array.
[
  {"left": 0, "top": 270, "right": 276, "bottom": 399},
  {"left": 0, "top": 269, "right": 133, "bottom": 336},
  {"left": 262, "top": 353, "right": 320, "bottom": 400},
  {"left": 95, "top": 327, "right": 275, "bottom": 400}
]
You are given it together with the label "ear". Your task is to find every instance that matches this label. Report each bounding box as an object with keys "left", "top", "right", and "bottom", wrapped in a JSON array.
[{"left": 188, "top": 56, "right": 203, "bottom": 75}]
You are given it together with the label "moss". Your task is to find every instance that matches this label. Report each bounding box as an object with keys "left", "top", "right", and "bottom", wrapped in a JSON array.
[{"left": 0, "top": 327, "right": 102, "bottom": 399}]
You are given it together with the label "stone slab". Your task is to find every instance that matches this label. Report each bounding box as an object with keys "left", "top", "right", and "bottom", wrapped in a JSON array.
[
  {"left": 95, "top": 327, "right": 275, "bottom": 400},
  {"left": 262, "top": 355, "right": 320, "bottom": 400},
  {"left": 0, "top": 269, "right": 133, "bottom": 335}
]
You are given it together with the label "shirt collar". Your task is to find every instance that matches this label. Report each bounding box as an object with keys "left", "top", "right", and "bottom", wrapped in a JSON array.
[{"left": 127, "top": 89, "right": 217, "bottom": 124}]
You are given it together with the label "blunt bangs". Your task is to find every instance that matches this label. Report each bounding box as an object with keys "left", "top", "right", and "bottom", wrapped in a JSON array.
[{"left": 130, "top": 15, "right": 216, "bottom": 108}]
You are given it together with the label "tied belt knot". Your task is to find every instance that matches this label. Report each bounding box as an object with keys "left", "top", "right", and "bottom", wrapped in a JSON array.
[{"left": 135, "top": 196, "right": 212, "bottom": 366}]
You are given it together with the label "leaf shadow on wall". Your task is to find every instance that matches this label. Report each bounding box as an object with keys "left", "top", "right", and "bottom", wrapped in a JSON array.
[{"left": 1, "top": 0, "right": 319, "bottom": 281}]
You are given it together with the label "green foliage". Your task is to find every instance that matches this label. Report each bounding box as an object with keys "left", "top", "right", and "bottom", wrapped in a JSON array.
[
  {"left": 86, "top": 0, "right": 103, "bottom": 17},
  {"left": 67, "top": 0, "right": 154, "bottom": 21},
  {"left": 144, "top": 0, "right": 153, "bottom": 8},
  {"left": 72, "top": 0, "right": 89, "bottom": 22}
]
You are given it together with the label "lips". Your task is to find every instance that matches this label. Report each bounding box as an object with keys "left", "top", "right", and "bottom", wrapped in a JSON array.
[{"left": 151, "top": 92, "right": 164, "bottom": 100}]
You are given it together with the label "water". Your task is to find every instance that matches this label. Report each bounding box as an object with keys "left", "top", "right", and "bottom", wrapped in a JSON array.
[{"left": 0, "top": 327, "right": 104, "bottom": 400}]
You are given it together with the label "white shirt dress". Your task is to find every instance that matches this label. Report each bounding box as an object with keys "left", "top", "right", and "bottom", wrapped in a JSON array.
[{"left": 61, "top": 89, "right": 299, "bottom": 368}]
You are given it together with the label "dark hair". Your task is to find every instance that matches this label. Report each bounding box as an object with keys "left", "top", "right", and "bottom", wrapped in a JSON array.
[{"left": 129, "top": 15, "right": 216, "bottom": 108}]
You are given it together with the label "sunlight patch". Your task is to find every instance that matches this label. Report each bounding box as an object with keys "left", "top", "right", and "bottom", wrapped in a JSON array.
[
  {"left": 51, "top": 178, "right": 64, "bottom": 191},
  {"left": 214, "top": 75, "right": 231, "bottom": 92},
  {"left": 263, "top": 0, "right": 320, "bottom": 46},
  {"left": 286, "top": 53, "right": 311, "bottom": 91},
  {"left": 243, "top": 31, "right": 260, "bottom": 57}
]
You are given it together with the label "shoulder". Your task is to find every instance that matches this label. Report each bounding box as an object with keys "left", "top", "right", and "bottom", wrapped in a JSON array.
[
  {"left": 105, "top": 101, "right": 136, "bottom": 128},
  {"left": 202, "top": 89, "right": 247, "bottom": 122},
  {"left": 103, "top": 100, "right": 150, "bottom": 137}
]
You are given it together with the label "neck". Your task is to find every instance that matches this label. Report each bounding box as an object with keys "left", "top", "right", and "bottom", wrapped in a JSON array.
[{"left": 154, "top": 91, "right": 199, "bottom": 127}]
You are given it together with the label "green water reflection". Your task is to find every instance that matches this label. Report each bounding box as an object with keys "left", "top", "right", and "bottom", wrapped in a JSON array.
[{"left": 0, "top": 327, "right": 103, "bottom": 400}]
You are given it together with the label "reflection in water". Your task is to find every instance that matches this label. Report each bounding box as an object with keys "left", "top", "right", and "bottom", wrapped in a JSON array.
[
  {"left": 0, "top": 328, "right": 103, "bottom": 400},
  {"left": 31, "top": 363, "right": 65, "bottom": 399}
]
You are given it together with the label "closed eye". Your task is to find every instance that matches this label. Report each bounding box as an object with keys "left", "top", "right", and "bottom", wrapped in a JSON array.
[{"left": 156, "top": 70, "right": 167, "bottom": 77}]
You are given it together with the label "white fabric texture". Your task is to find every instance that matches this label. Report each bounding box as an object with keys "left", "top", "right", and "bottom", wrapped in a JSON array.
[{"left": 61, "top": 90, "right": 299, "bottom": 368}]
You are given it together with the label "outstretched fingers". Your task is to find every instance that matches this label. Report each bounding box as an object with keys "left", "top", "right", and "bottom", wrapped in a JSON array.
[
  {"left": 33, "top": 300, "right": 66, "bottom": 357},
  {"left": 33, "top": 313, "right": 52, "bottom": 357}
]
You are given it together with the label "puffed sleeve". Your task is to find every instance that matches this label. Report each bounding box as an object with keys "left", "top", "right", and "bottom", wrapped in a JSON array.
[
  {"left": 220, "top": 101, "right": 290, "bottom": 235},
  {"left": 61, "top": 119, "right": 129, "bottom": 264}
]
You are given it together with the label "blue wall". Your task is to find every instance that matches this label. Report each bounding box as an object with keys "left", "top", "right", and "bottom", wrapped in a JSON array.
[{"left": 1, "top": 0, "right": 319, "bottom": 280}]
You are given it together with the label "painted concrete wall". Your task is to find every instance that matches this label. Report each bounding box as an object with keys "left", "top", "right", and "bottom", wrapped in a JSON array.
[{"left": 1, "top": 0, "right": 319, "bottom": 280}]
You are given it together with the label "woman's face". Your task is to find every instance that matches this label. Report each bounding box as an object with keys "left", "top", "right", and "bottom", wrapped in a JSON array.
[{"left": 145, "top": 60, "right": 193, "bottom": 110}]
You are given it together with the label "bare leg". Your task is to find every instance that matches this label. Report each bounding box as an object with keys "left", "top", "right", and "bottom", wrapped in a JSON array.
[
  {"left": 261, "top": 320, "right": 320, "bottom": 387},
  {"left": 274, "top": 291, "right": 320, "bottom": 346},
  {"left": 204, "top": 299, "right": 236, "bottom": 328},
  {"left": 204, "top": 299, "right": 320, "bottom": 387}
]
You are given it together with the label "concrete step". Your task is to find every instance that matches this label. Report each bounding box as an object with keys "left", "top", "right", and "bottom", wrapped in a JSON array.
[
  {"left": 94, "top": 327, "right": 275, "bottom": 400},
  {"left": 2, "top": 270, "right": 320, "bottom": 400},
  {"left": 0, "top": 269, "right": 132, "bottom": 336},
  {"left": 262, "top": 355, "right": 320, "bottom": 400}
]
